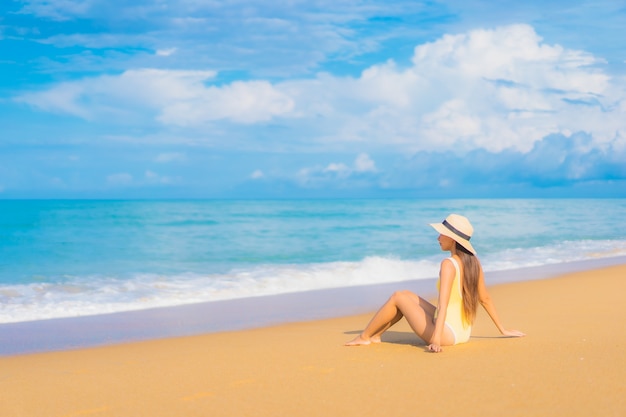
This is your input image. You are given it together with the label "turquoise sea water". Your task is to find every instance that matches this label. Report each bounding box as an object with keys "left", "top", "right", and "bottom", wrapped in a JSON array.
[{"left": 1, "top": 199, "right": 625, "bottom": 323}]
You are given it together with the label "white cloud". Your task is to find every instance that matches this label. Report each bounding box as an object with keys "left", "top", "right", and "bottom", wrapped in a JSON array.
[
  {"left": 16, "top": 69, "right": 217, "bottom": 120},
  {"left": 158, "top": 80, "right": 294, "bottom": 125},
  {"left": 354, "top": 153, "right": 376, "bottom": 172},
  {"left": 145, "top": 170, "right": 174, "bottom": 184},
  {"left": 17, "top": 68, "right": 294, "bottom": 125},
  {"left": 156, "top": 48, "right": 177, "bottom": 57},
  {"left": 18, "top": 0, "right": 93, "bottom": 21},
  {"left": 297, "top": 153, "right": 378, "bottom": 186},
  {"left": 250, "top": 170, "right": 264, "bottom": 179},
  {"left": 14, "top": 24, "right": 626, "bottom": 155},
  {"left": 16, "top": 82, "right": 93, "bottom": 119},
  {"left": 324, "top": 163, "right": 349, "bottom": 173},
  {"left": 13, "top": 0, "right": 450, "bottom": 80},
  {"left": 401, "top": 24, "right": 615, "bottom": 152},
  {"left": 285, "top": 24, "right": 623, "bottom": 153}
]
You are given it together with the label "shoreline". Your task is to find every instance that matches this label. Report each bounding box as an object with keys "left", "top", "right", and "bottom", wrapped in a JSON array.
[{"left": 1, "top": 255, "right": 625, "bottom": 356}]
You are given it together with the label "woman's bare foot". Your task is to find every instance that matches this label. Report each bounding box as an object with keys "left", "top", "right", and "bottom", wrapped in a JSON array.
[
  {"left": 370, "top": 336, "right": 382, "bottom": 343},
  {"left": 344, "top": 335, "right": 372, "bottom": 346}
]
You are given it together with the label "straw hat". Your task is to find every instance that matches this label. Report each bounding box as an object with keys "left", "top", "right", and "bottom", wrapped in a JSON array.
[{"left": 429, "top": 214, "right": 476, "bottom": 255}]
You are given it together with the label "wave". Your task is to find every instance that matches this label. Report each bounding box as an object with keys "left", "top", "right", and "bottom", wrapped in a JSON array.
[{"left": 1, "top": 239, "right": 625, "bottom": 324}]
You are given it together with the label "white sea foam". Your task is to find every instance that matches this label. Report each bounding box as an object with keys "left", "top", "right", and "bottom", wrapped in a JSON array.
[
  {"left": 0, "top": 257, "right": 439, "bottom": 323},
  {"left": 1, "top": 239, "right": 625, "bottom": 324}
]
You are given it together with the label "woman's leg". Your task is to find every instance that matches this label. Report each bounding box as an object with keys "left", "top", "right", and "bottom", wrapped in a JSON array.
[{"left": 345, "top": 290, "right": 437, "bottom": 346}]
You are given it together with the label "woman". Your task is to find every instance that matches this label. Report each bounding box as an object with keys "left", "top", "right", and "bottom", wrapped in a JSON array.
[{"left": 345, "top": 214, "right": 525, "bottom": 352}]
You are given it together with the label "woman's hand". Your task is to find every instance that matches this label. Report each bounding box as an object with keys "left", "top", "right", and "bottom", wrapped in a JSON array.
[
  {"left": 501, "top": 329, "right": 526, "bottom": 337},
  {"left": 427, "top": 343, "right": 442, "bottom": 353},
  {"left": 428, "top": 334, "right": 443, "bottom": 352}
]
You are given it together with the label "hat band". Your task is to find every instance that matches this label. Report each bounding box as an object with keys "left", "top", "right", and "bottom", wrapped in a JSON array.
[{"left": 442, "top": 220, "right": 471, "bottom": 241}]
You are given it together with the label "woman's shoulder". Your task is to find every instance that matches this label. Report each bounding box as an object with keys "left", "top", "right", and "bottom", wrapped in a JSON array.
[
  {"left": 443, "top": 256, "right": 460, "bottom": 267},
  {"left": 440, "top": 257, "right": 460, "bottom": 271}
]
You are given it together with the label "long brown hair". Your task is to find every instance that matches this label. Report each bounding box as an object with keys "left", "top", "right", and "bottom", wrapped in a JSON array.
[{"left": 456, "top": 242, "right": 480, "bottom": 325}]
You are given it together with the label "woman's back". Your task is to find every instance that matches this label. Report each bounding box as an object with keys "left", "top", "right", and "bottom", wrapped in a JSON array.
[{"left": 436, "top": 256, "right": 472, "bottom": 344}]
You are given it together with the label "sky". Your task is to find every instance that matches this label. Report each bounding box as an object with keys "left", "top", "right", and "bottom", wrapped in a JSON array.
[{"left": 1, "top": 0, "right": 625, "bottom": 199}]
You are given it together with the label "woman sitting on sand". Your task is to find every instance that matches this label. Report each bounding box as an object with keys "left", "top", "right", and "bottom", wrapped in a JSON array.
[{"left": 345, "top": 214, "right": 525, "bottom": 352}]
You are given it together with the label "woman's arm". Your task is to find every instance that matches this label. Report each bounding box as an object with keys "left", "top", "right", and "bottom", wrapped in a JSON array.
[
  {"left": 429, "top": 259, "right": 455, "bottom": 352},
  {"left": 477, "top": 266, "right": 525, "bottom": 337}
]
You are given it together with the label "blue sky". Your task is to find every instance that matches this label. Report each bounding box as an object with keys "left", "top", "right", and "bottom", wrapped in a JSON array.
[{"left": 1, "top": 0, "right": 625, "bottom": 199}]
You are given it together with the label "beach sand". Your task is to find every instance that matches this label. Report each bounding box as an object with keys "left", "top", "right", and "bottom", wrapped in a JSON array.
[{"left": 1, "top": 264, "right": 624, "bottom": 417}]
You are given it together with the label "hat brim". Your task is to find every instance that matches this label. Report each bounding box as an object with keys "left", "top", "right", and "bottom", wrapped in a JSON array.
[{"left": 430, "top": 222, "right": 476, "bottom": 255}]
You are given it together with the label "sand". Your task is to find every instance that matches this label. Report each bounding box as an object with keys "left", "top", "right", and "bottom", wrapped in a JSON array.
[{"left": 1, "top": 264, "right": 625, "bottom": 417}]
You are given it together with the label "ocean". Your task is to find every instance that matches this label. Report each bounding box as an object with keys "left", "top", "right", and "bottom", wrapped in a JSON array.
[{"left": 1, "top": 198, "right": 625, "bottom": 324}]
